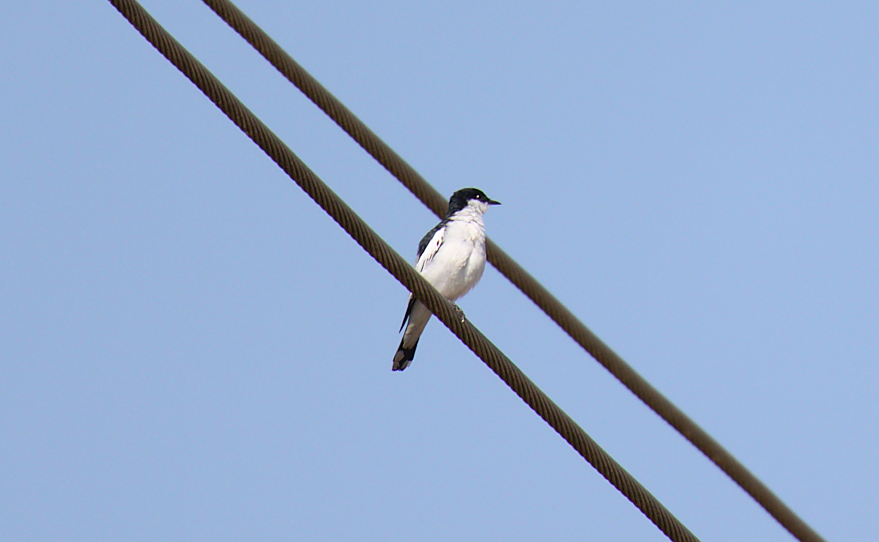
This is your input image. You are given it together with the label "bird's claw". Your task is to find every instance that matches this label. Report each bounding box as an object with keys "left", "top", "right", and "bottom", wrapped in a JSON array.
[{"left": 453, "top": 304, "right": 466, "bottom": 323}]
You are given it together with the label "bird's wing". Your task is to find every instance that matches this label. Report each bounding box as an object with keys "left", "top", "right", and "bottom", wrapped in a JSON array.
[
  {"left": 415, "top": 222, "right": 445, "bottom": 272},
  {"left": 399, "top": 294, "right": 417, "bottom": 332},
  {"left": 398, "top": 222, "right": 445, "bottom": 332}
]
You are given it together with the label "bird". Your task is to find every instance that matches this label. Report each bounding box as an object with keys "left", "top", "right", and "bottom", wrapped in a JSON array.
[{"left": 393, "top": 187, "right": 500, "bottom": 371}]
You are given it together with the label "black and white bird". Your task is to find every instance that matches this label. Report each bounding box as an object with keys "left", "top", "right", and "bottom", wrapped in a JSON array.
[{"left": 393, "top": 188, "right": 500, "bottom": 371}]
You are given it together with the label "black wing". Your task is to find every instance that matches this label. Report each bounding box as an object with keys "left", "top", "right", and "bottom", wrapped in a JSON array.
[
  {"left": 399, "top": 221, "right": 446, "bottom": 331},
  {"left": 416, "top": 219, "right": 447, "bottom": 262},
  {"left": 399, "top": 295, "right": 418, "bottom": 332}
]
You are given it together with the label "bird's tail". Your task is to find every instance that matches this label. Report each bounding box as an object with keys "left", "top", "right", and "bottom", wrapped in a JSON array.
[
  {"left": 393, "top": 300, "right": 431, "bottom": 371},
  {"left": 392, "top": 339, "right": 419, "bottom": 371}
]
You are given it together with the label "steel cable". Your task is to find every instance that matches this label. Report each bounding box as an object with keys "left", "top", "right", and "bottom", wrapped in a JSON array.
[
  {"left": 196, "top": 2, "right": 825, "bottom": 541},
  {"left": 108, "top": 0, "right": 701, "bottom": 540}
]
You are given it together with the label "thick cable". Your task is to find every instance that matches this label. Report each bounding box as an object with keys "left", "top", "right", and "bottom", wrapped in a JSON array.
[
  {"left": 197, "top": 2, "right": 825, "bottom": 541},
  {"left": 107, "top": 1, "right": 701, "bottom": 540}
]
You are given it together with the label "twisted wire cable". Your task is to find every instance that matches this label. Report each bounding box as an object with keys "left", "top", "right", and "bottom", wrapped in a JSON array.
[
  {"left": 196, "top": 2, "right": 825, "bottom": 541},
  {"left": 108, "top": 1, "right": 702, "bottom": 540}
]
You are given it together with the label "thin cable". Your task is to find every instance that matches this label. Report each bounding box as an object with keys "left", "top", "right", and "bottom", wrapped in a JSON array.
[
  {"left": 107, "top": 1, "right": 701, "bottom": 540},
  {"left": 197, "top": 2, "right": 825, "bottom": 541}
]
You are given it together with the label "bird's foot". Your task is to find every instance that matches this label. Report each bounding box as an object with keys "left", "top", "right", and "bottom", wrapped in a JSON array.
[{"left": 453, "top": 304, "right": 466, "bottom": 323}]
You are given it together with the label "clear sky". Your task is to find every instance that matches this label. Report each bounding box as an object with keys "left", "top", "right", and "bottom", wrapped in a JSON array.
[{"left": 2, "top": 1, "right": 877, "bottom": 541}]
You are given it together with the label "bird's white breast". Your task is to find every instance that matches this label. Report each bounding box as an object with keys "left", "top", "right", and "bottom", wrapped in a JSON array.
[{"left": 421, "top": 213, "right": 487, "bottom": 301}]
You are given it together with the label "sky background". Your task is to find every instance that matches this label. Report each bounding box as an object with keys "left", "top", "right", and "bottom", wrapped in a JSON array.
[{"left": 2, "top": 1, "right": 877, "bottom": 541}]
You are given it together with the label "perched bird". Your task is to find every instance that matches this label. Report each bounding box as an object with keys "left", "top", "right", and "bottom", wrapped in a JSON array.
[{"left": 393, "top": 188, "right": 500, "bottom": 371}]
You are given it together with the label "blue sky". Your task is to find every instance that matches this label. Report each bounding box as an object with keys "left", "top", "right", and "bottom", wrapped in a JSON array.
[{"left": 2, "top": 1, "right": 877, "bottom": 540}]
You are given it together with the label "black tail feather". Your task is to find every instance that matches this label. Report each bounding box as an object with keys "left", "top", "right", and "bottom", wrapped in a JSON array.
[{"left": 392, "top": 339, "right": 419, "bottom": 371}]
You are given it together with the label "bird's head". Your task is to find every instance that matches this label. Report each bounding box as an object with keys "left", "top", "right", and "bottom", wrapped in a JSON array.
[{"left": 447, "top": 188, "right": 501, "bottom": 216}]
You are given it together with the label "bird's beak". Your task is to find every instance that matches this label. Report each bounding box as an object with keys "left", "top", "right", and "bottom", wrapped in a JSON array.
[{"left": 488, "top": 199, "right": 501, "bottom": 205}]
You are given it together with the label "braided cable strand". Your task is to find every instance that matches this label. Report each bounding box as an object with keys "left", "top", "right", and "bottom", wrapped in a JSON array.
[
  {"left": 108, "top": 1, "right": 700, "bottom": 540},
  {"left": 200, "top": 0, "right": 450, "bottom": 217},
  {"left": 197, "top": 2, "right": 825, "bottom": 541}
]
